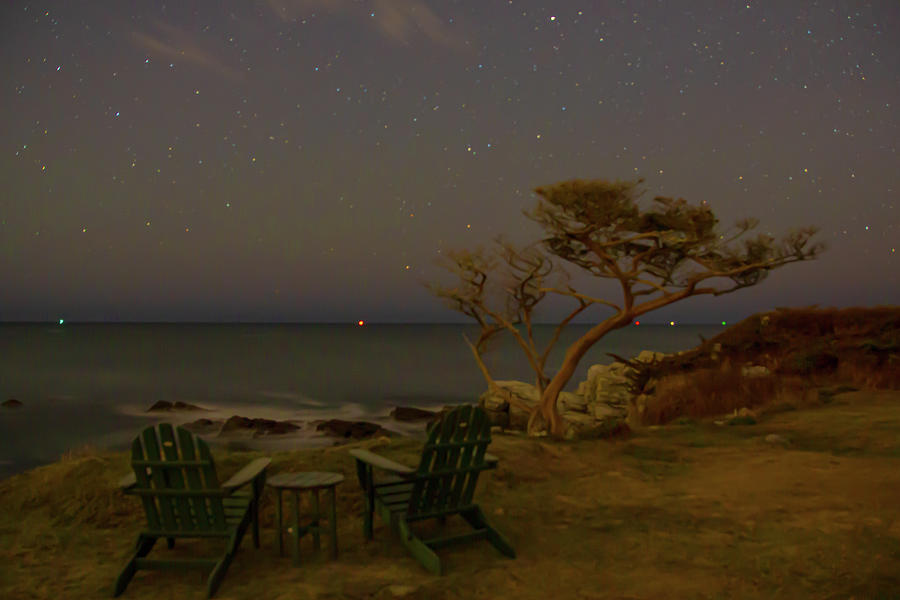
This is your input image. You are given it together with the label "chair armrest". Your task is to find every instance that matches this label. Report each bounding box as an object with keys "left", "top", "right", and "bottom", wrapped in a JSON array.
[
  {"left": 348, "top": 448, "right": 415, "bottom": 475},
  {"left": 221, "top": 457, "right": 272, "bottom": 492},
  {"left": 117, "top": 471, "right": 137, "bottom": 491},
  {"left": 484, "top": 453, "right": 499, "bottom": 466}
]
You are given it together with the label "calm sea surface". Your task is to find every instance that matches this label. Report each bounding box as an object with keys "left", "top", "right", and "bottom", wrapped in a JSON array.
[{"left": 0, "top": 323, "right": 725, "bottom": 480}]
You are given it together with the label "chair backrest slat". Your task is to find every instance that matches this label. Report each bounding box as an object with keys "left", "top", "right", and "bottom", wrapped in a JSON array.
[
  {"left": 158, "top": 425, "right": 194, "bottom": 532},
  {"left": 198, "top": 439, "right": 227, "bottom": 529},
  {"left": 132, "top": 436, "right": 160, "bottom": 531},
  {"left": 176, "top": 426, "right": 211, "bottom": 530},
  {"left": 408, "top": 406, "right": 491, "bottom": 516},
  {"left": 139, "top": 426, "right": 179, "bottom": 530},
  {"left": 459, "top": 408, "right": 489, "bottom": 505},
  {"left": 131, "top": 423, "right": 228, "bottom": 533}
]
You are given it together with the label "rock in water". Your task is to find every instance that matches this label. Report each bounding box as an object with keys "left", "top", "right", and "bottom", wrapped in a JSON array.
[
  {"left": 146, "top": 400, "right": 205, "bottom": 412},
  {"left": 2, "top": 398, "right": 23, "bottom": 409},
  {"left": 220, "top": 416, "right": 301, "bottom": 436},
  {"left": 316, "top": 419, "right": 388, "bottom": 439},
  {"left": 182, "top": 418, "right": 223, "bottom": 433},
  {"left": 390, "top": 406, "right": 437, "bottom": 421},
  {"left": 172, "top": 401, "right": 204, "bottom": 411}
]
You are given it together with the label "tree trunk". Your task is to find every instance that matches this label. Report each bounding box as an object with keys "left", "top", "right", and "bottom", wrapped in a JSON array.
[
  {"left": 463, "top": 335, "right": 498, "bottom": 392},
  {"left": 529, "top": 314, "right": 632, "bottom": 436}
]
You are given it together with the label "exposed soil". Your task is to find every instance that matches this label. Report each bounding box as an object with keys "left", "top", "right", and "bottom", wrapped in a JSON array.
[{"left": 2, "top": 387, "right": 899, "bottom": 599}]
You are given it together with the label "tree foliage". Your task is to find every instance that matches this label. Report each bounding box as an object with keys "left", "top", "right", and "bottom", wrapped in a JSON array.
[{"left": 429, "top": 178, "right": 825, "bottom": 435}]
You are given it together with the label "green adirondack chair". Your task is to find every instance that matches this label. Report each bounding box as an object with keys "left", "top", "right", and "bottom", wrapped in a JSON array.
[
  {"left": 349, "top": 405, "right": 515, "bottom": 575},
  {"left": 113, "top": 423, "right": 270, "bottom": 598}
]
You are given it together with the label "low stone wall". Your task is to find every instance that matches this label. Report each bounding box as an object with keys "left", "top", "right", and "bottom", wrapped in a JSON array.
[
  {"left": 479, "top": 349, "right": 775, "bottom": 437},
  {"left": 478, "top": 350, "right": 668, "bottom": 438}
]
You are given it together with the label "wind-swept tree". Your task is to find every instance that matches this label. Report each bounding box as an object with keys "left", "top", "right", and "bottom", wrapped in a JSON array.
[
  {"left": 431, "top": 178, "right": 825, "bottom": 436},
  {"left": 428, "top": 238, "right": 582, "bottom": 399}
]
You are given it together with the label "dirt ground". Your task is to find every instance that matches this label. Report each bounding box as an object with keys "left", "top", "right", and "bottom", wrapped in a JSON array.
[{"left": 2, "top": 387, "right": 899, "bottom": 599}]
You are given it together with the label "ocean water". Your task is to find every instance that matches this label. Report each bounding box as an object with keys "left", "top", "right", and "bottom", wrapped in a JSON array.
[{"left": 0, "top": 322, "right": 725, "bottom": 480}]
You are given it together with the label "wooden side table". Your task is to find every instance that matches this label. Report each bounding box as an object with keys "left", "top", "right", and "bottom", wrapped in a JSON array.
[{"left": 267, "top": 471, "right": 344, "bottom": 566}]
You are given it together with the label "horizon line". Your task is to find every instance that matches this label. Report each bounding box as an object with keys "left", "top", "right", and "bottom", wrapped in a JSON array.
[{"left": 0, "top": 320, "right": 730, "bottom": 326}]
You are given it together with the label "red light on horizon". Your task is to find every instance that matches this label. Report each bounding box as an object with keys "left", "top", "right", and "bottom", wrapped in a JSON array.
[
  {"left": 634, "top": 320, "right": 640, "bottom": 325},
  {"left": 357, "top": 320, "right": 365, "bottom": 326}
]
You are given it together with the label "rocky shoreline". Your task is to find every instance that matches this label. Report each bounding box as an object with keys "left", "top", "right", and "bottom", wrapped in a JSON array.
[
  {"left": 128, "top": 349, "right": 704, "bottom": 443},
  {"left": 5, "top": 347, "right": 775, "bottom": 443},
  {"left": 140, "top": 398, "right": 443, "bottom": 442}
]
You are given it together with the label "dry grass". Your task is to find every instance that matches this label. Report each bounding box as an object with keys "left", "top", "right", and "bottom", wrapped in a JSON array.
[
  {"left": 3, "top": 389, "right": 900, "bottom": 599},
  {"left": 629, "top": 306, "right": 900, "bottom": 426},
  {"left": 638, "top": 368, "right": 819, "bottom": 426}
]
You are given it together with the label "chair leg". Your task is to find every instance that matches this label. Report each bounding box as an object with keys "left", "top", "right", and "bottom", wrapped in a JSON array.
[
  {"left": 329, "top": 485, "right": 339, "bottom": 559},
  {"left": 207, "top": 521, "right": 247, "bottom": 598},
  {"left": 397, "top": 518, "right": 441, "bottom": 575},
  {"left": 461, "top": 506, "right": 516, "bottom": 558},
  {"left": 113, "top": 535, "right": 155, "bottom": 597},
  {"left": 251, "top": 476, "right": 262, "bottom": 548},
  {"left": 251, "top": 496, "right": 260, "bottom": 548},
  {"left": 363, "top": 467, "right": 375, "bottom": 540},
  {"left": 275, "top": 488, "right": 284, "bottom": 555},
  {"left": 291, "top": 490, "right": 301, "bottom": 566},
  {"left": 206, "top": 552, "right": 234, "bottom": 599},
  {"left": 312, "top": 489, "right": 321, "bottom": 552},
  {"left": 166, "top": 537, "right": 175, "bottom": 549}
]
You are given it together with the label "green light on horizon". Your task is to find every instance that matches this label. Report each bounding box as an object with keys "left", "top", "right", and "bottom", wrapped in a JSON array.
[
  {"left": 722, "top": 321, "right": 727, "bottom": 325},
  {"left": 58, "top": 318, "right": 64, "bottom": 325}
]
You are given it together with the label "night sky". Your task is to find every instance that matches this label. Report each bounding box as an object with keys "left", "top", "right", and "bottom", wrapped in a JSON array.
[{"left": 2, "top": 1, "right": 897, "bottom": 324}]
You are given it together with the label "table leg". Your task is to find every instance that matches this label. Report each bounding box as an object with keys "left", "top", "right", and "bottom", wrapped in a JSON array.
[
  {"left": 330, "top": 485, "right": 338, "bottom": 559},
  {"left": 275, "top": 489, "right": 283, "bottom": 556},
  {"left": 363, "top": 466, "right": 374, "bottom": 540},
  {"left": 312, "top": 489, "right": 321, "bottom": 552},
  {"left": 291, "top": 491, "right": 301, "bottom": 566}
]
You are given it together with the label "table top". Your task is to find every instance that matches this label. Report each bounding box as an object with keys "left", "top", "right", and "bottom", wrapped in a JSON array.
[{"left": 267, "top": 471, "right": 345, "bottom": 490}]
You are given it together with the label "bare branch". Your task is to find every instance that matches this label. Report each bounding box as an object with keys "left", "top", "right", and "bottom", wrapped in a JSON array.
[
  {"left": 538, "top": 287, "right": 622, "bottom": 312},
  {"left": 428, "top": 177, "right": 825, "bottom": 437}
]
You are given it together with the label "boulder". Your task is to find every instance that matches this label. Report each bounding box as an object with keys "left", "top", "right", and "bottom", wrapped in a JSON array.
[
  {"left": 580, "top": 367, "right": 632, "bottom": 406},
  {"left": 390, "top": 406, "right": 437, "bottom": 421},
  {"left": 482, "top": 394, "right": 510, "bottom": 412},
  {"left": 182, "top": 418, "right": 223, "bottom": 433},
  {"left": 558, "top": 391, "right": 589, "bottom": 413},
  {"left": 483, "top": 407, "right": 510, "bottom": 429},
  {"left": 561, "top": 411, "right": 597, "bottom": 433},
  {"left": 635, "top": 350, "right": 667, "bottom": 363},
  {"left": 633, "top": 394, "right": 649, "bottom": 417},
  {"left": 491, "top": 381, "right": 540, "bottom": 403},
  {"left": 508, "top": 403, "right": 534, "bottom": 430},
  {"left": 220, "top": 416, "right": 301, "bottom": 437},
  {"left": 478, "top": 381, "right": 540, "bottom": 429},
  {"left": 146, "top": 400, "right": 206, "bottom": 412},
  {"left": 315, "top": 419, "right": 389, "bottom": 440},
  {"left": 479, "top": 379, "right": 632, "bottom": 434},
  {"left": 591, "top": 402, "right": 626, "bottom": 421},
  {"left": 741, "top": 364, "right": 770, "bottom": 378},
  {"left": 2, "top": 398, "right": 23, "bottom": 409},
  {"left": 562, "top": 411, "right": 631, "bottom": 440}
]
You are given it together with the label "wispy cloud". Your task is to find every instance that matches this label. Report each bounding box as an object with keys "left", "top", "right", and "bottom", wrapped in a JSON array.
[
  {"left": 131, "top": 20, "right": 245, "bottom": 82},
  {"left": 265, "top": 0, "right": 466, "bottom": 50}
]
